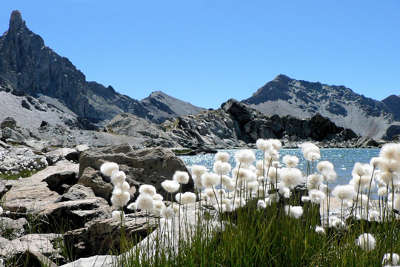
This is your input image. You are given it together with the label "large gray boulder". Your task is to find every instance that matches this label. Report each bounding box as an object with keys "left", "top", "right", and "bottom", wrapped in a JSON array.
[
  {"left": 78, "top": 144, "right": 194, "bottom": 199},
  {"left": 64, "top": 211, "right": 157, "bottom": 258},
  {"left": 0, "top": 117, "right": 17, "bottom": 129},
  {"left": 0, "top": 234, "right": 63, "bottom": 264},
  {"left": 78, "top": 167, "right": 114, "bottom": 200}
]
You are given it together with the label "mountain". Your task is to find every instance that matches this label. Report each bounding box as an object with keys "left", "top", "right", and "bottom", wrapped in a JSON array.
[
  {"left": 243, "top": 74, "right": 400, "bottom": 139},
  {"left": 0, "top": 11, "right": 203, "bottom": 127},
  {"left": 140, "top": 91, "right": 205, "bottom": 123},
  {"left": 382, "top": 95, "right": 400, "bottom": 121},
  {"left": 105, "top": 99, "right": 361, "bottom": 150}
]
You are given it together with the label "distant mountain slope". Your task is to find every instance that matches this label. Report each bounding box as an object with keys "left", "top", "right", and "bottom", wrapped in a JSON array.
[
  {"left": 140, "top": 91, "right": 205, "bottom": 123},
  {"left": 0, "top": 11, "right": 203, "bottom": 126},
  {"left": 243, "top": 74, "right": 399, "bottom": 139},
  {"left": 0, "top": 11, "right": 152, "bottom": 123},
  {"left": 382, "top": 95, "right": 400, "bottom": 121}
]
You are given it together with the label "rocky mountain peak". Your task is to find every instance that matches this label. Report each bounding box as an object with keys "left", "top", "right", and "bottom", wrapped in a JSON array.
[
  {"left": 148, "top": 90, "right": 167, "bottom": 98},
  {"left": 243, "top": 75, "right": 399, "bottom": 139},
  {"left": 9, "top": 10, "right": 25, "bottom": 32},
  {"left": 273, "top": 74, "right": 291, "bottom": 83}
]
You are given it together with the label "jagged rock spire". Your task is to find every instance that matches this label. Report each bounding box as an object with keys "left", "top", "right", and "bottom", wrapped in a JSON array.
[{"left": 9, "top": 10, "right": 25, "bottom": 32}]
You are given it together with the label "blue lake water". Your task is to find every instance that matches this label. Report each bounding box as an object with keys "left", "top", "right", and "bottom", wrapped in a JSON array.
[{"left": 180, "top": 148, "right": 380, "bottom": 189}]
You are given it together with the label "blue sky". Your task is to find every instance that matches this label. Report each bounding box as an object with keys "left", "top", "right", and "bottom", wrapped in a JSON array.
[{"left": 1, "top": 1, "right": 399, "bottom": 108}]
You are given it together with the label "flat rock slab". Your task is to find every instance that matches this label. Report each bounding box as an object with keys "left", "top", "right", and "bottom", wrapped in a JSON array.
[
  {"left": 3, "top": 160, "right": 78, "bottom": 213},
  {"left": 0, "top": 234, "right": 62, "bottom": 261}
]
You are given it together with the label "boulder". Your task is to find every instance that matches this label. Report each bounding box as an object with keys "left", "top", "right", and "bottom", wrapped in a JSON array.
[
  {"left": 44, "top": 171, "right": 78, "bottom": 194},
  {"left": 45, "top": 147, "right": 77, "bottom": 165},
  {"left": 0, "top": 234, "right": 63, "bottom": 264},
  {"left": 78, "top": 144, "right": 194, "bottom": 199},
  {"left": 75, "top": 144, "right": 89, "bottom": 153},
  {"left": 58, "top": 184, "right": 96, "bottom": 202},
  {"left": 64, "top": 211, "right": 157, "bottom": 258},
  {"left": 1, "top": 127, "right": 26, "bottom": 143},
  {"left": 8, "top": 250, "right": 58, "bottom": 267},
  {"left": 0, "top": 117, "right": 17, "bottom": 129},
  {"left": 0, "top": 180, "right": 7, "bottom": 198},
  {"left": 384, "top": 125, "right": 400, "bottom": 141},
  {"left": 39, "top": 197, "right": 112, "bottom": 231},
  {"left": 78, "top": 167, "right": 113, "bottom": 200}
]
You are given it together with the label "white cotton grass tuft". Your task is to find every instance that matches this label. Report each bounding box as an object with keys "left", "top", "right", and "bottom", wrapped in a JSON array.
[
  {"left": 100, "top": 162, "right": 119, "bottom": 177},
  {"left": 378, "top": 158, "right": 400, "bottom": 175},
  {"left": 112, "top": 210, "right": 123, "bottom": 221},
  {"left": 111, "top": 171, "right": 126, "bottom": 186},
  {"left": 352, "top": 162, "right": 372, "bottom": 178},
  {"left": 153, "top": 193, "right": 163, "bottom": 201},
  {"left": 257, "top": 199, "right": 266, "bottom": 209},
  {"left": 282, "top": 155, "right": 299, "bottom": 168},
  {"left": 161, "top": 180, "right": 180, "bottom": 193},
  {"left": 175, "top": 193, "right": 182, "bottom": 203},
  {"left": 329, "top": 216, "right": 346, "bottom": 229},
  {"left": 382, "top": 253, "right": 400, "bottom": 266},
  {"left": 269, "top": 139, "right": 282, "bottom": 151},
  {"left": 121, "top": 182, "right": 130, "bottom": 192},
  {"left": 317, "top": 161, "right": 334, "bottom": 174},
  {"left": 267, "top": 167, "right": 280, "bottom": 184},
  {"left": 139, "top": 184, "right": 156, "bottom": 196},
  {"left": 279, "top": 186, "right": 291, "bottom": 199},
  {"left": 315, "top": 226, "right": 325, "bottom": 234},
  {"left": 213, "top": 161, "right": 232, "bottom": 175},
  {"left": 300, "top": 142, "right": 320, "bottom": 161},
  {"left": 280, "top": 168, "right": 303, "bottom": 189},
  {"left": 356, "top": 233, "right": 376, "bottom": 251},
  {"left": 370, "top": 157, "right": 381, "bottom": 169},
  {"left": 380, "top": 143, "right": 400, "bottom": 161},
  {"left": 308, "top": 189, "right": 326, "bottom": 204},
  {"left": 180, "top": 192, "right": 197, "bottom": 204},
  {"left": 161, "top": 206, "right": 175, "bottom": 219},
  {"left": 307, "top": 174, "right": 322, "bottom": 190},
  {"left": 234, "top": 149, "right": 256, "bottom": 165},
  {"left": 284, "top": 205, "right": 303, "bottom": 219},
  {"left": 202, "top": 172, "right": 219, "bottom": 188},
  {"left": 332, "top": 185, "right": 355, "bottom": 201},
  {"left": 152, "top": 200, "right": 166, "bottom": 214},
  {"left": 256, "top": 139, "right": 271, "bottom": 151},
  {"left": 191, "top": 165, "right": 208, "bottom": 178},
  {"left": 232, "top": 168, "right": 251, "bottom": 181},
  {"left": 136, "top": 193, "right": 154, "bottom": 211},
  {"left": 173, "top": 171, "right": 190, "bottom": 184},
  {"left": 214, "top": 152, "right": 230, "bottom": 163},
  {"left": 266, "top": 151, "right": 280, "bottom": 162},
  {"left": 111, "top": 191, "right": 130, "bottom": 208}
]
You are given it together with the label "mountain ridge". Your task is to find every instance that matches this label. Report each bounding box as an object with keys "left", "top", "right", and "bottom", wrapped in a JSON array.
[
  {"left": 0, "top": 10, "right": 203, "bottom": 126},
  {"left": 243, "top": 74, "right": 399, "bottom": 139}
]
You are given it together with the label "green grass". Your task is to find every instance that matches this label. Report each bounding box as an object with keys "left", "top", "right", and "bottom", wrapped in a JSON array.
[
  {"left": 0, "top": 169, "right": 39, "bottom": 180},
  {"left": 116, "top": 198, "right": 400, "bottom": 267},
  {"left": 172, "top": 148, "right": 194, "bottom": 156}
]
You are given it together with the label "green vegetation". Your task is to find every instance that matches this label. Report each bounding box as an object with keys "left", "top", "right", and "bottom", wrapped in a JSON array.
[
  {"left": 116, "top": 200, "right": 400, "bottom": 267},
  {"left": 0, "top": 169, "right": 39, "bottom": 180}
]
